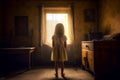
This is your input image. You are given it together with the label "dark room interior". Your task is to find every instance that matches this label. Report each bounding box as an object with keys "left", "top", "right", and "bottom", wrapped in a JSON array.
[{"left": 0, "top": 0, "right": 120, "bottom": 80}]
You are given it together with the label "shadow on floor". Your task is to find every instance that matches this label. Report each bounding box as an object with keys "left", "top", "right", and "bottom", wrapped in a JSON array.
[{"left": 42, "top": 76, "right": 82, "bottom": 80}]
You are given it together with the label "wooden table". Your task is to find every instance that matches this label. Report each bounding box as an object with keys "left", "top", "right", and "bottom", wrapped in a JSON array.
[{"left": 0, "top": 47, "right": 35, "bottom": 70}]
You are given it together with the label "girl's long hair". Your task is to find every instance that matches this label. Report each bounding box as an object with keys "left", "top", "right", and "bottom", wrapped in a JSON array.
[{"left": 54, "top": 23, "right": 65, "bottom": 37}]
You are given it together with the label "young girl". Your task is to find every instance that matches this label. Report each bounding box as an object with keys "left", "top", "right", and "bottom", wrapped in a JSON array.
[{"left": 51, "top": 23, "right": 68, "bottom": 78}]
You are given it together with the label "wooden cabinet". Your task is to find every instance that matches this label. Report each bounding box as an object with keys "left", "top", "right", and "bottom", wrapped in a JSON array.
[
  {"left": 82, "top": 41, "right": 94, "bottom": 72},
  {"left": 82, "top": 41, "right": 120, "bottom": 79}
]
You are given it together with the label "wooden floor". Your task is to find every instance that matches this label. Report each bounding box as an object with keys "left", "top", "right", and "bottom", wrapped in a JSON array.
[{"left": 3, "top": 67, "right": 94, "bottom": 80}]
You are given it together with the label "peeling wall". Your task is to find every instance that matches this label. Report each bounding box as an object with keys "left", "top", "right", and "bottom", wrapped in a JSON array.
[{"left": 99, "top": 0, "right": 120, "bottom": 35}]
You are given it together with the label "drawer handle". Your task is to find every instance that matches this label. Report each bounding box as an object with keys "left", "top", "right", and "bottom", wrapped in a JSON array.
[{"left": 86, "top": 45, "right": 89, "bottom": 49}]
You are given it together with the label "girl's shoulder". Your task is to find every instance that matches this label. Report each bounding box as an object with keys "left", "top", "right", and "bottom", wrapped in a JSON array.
[
  {"left": 52, "top": 35, "right": 57, "bottom": 39},
  {"left": 63, "top": 35, "right": 67, "bottom": 40},
  {"left": 52, "top": 35, "right": 67, "bottom": 40}
]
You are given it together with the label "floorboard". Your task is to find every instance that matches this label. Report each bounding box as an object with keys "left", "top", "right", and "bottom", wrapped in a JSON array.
[{"left": 2, "top": 67, "right": 94, "bottom": 80}]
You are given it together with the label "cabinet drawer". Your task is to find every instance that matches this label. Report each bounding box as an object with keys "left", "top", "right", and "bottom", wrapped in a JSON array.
[{"left": 82, "top": 41, "right": 93, "bottom": 51}]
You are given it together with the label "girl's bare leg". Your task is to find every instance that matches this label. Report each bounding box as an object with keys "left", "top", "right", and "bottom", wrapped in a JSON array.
[
  {"left": 55, "top": 61, "right": 58, "bottom": 77},
  {"left": 60, "top": 62, "right": 64, "bottom": 76}
]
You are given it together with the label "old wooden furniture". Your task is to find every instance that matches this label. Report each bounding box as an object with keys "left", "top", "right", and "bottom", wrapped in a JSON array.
[
  {"left": 82, "top": 41, "right": 120, "bottom": 79},
  {"left": 0, "top": 47, "right": 35, "bottom": 77}
]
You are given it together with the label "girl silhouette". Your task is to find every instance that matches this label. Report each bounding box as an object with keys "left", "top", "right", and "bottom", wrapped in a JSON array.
[{"left": 51, "top": 23, "right": 68, "bottom": 78}]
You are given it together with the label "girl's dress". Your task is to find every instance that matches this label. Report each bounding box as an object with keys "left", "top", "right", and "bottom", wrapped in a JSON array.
[{"left": 51, "top": 35, "right": 68, "bottom": 62}]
